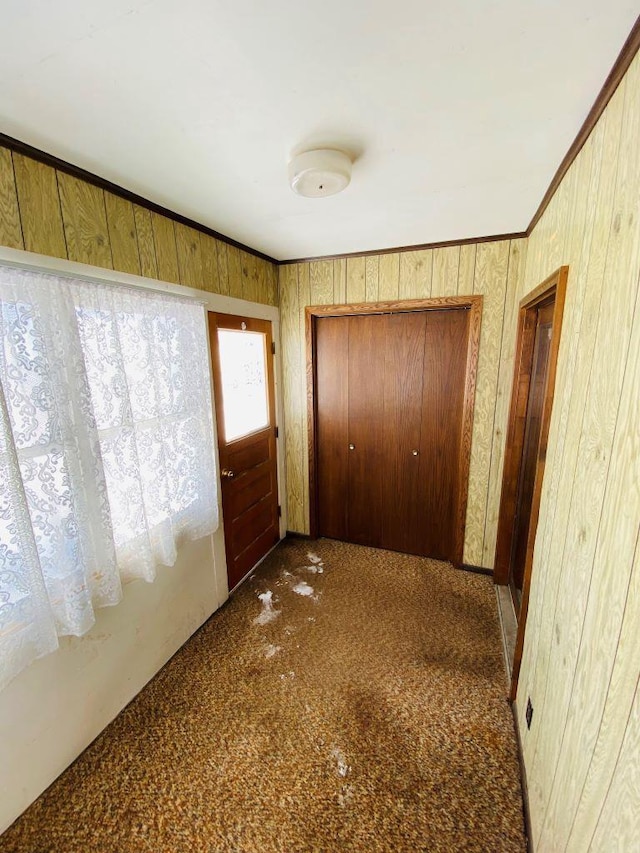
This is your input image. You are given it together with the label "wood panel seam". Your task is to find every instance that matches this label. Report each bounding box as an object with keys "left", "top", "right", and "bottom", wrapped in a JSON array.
[
  {"left": 54, "top": 170, "right": 69, "bottom": 259},
  {"left": 99, "top": 183, "right": 115, "bottom": 271},
  {"left": 481, "top": 239, "right": 514, "bottom": 562},
  {"left": 528, "top": 103, "right": 626, "bottom": 789},
  {"left": 537, "top": 263, "right": 640, "bottom": 836},
  {"left": 10, "top": 151, "right": 26, "bottom": 249},
  {"left": 568, "top": 543, "right": 639, "bottom": 847}
]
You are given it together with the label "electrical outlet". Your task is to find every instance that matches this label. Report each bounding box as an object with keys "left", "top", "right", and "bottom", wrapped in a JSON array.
[{"left": 526, "top": 697, "right": 534, "bottom": 729}]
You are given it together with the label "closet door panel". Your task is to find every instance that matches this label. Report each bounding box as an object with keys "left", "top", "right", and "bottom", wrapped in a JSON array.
[
  {"left": 316, "top": 317, "right": 350, "bottom": 540},
  {"left": 418, "top": 309, "right": 469, "bottom": 560},
  {"left": 347, "top": 314, "right": 386, "bottom": 547},
  {"left": 381, "top": 312, "right": 427, "bottom": 554},
  {"left": 315, "top": 307, "right": 473, "bottom": 561}
]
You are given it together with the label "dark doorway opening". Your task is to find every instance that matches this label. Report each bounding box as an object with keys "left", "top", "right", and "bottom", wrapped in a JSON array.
[{"left": 494, "top": 267, "right": 568, "bottom": 700}]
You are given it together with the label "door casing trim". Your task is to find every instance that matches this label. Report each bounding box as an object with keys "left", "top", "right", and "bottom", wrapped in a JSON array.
[
  {"left": 493, "top": 266, "right": 569, "bottom": 701},
  {"left": 305, "top": 295, "right": 483, "bottom": 565}
]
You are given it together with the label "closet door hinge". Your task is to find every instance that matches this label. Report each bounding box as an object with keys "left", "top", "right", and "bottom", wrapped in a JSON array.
[
  {"left": 274, "top": 425, "right": 279, "bottom": 439},
  {"left": 277, "top": 505, "right": 282, "bottom": 518},
  {"left": 271, "top": 341, "right": 276, "bottom": 355}
]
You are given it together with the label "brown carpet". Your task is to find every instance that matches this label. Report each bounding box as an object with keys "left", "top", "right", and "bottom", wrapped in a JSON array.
[{"left": 1, "top": 538, "right": 527, "bottom": 852}]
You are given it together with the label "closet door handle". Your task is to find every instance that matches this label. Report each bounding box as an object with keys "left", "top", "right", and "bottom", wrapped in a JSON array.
[
  {"left": 412, "top": 450, "right": 419, "bottom": 457},
  {"left": 348, "top": 443, "right": 355, "bottom": 451}
]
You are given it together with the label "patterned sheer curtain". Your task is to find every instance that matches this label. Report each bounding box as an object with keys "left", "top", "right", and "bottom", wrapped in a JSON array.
[{"left": 0, "top": 264, "right": 218, "bottom": 690}]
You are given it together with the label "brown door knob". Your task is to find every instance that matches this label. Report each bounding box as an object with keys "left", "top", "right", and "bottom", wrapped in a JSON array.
[{"left": 221, "top": 468, "right": 236, "bottom": 479}]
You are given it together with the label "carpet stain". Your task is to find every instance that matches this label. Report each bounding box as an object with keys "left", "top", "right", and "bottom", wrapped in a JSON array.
[{"left": 0, "top": 538, "right": 526, "bottom": 852}]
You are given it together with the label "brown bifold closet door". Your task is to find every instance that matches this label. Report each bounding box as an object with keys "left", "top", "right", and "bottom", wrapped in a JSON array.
[
  {"left": 315, "top": 308, "right": 471, "bottom": 562},
  {"left": 417, "top": 308, "right": 468, "bottom": 560},
  {"left": 316, "top": 315, "right": 350, "bottom": 542},
  {"left": 380, "top": 312, "right": 428, "bottom": 554},
  {"left": 346, "top": 314, "right": 387, "bottom": 547}
]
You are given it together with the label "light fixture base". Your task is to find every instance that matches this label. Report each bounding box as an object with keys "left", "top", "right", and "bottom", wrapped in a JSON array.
[{"left": 289, "top": 149, "right": 351, "bottom": 198}]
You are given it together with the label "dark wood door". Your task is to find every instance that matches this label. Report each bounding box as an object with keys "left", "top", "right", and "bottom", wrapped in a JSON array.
[
  {"left": 316, "top": 308, "right": 471, "bottom": 561},
  {"left": 509, "top": 301, "right": 554, "bottom": 613},
  {"left": 417, "top": 309, "right": 469, "bottom": 560},
  {"left": 347, "top": 314, "right": 387, "bottom": 547},
  {"left": 493, "top": 266, "right": 568, "bottom": 700},
  {"left": 209, "top": 313, "right": 279, "bottom": 592},
  {"left": 316, "top": 316, "right": 349, "bottom": 541},
  {"left": 381, "top": 311, "right": 427, "bottom": 554}
]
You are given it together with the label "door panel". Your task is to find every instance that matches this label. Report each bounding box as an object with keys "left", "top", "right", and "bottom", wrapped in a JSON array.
[
  {"left": 209, "top": 313, "right": 279, "bottom": 592},
  {"left": 231, "top": 496, "right": 275, "bottom": 547},
  {"left": 316, "top": 317, "right": 350, "bottom": 540},
  {"left": 347, "top": 314, "right": 386, "bottom": 547},
  {"left": 315, "top": 307, "right": 473, "bottom": 562},
  {"left": 418, "top": 309, "right": 469, "bottom": 560},
  {"left": 227, "top": 431, "right": 271, "bottom": 472},
  {"left": 233, "top": 527, "right": 280, "bottom": 582},
  {"left": 381, "top": 312, "right": 427, "bottom": 553},
  {"left": 509, "top": 301, "right": 554, "bottom": 612},
  {"left": 228, "top": 464, "right": 272, "bottom": 519}
]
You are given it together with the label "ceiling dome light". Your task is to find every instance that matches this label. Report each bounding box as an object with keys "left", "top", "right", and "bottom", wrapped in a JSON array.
[{"left": 289, "top": 148, "right": 352, "bottom": 198}]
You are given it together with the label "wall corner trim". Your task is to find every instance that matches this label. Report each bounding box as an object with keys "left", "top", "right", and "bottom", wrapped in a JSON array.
[
  {"left": 512, "top": 703, "right": 534, "bottom": 852},
  {"left": 526, "top": 14, "right": 640, "bottom": 235},
  {"left": 3, "top": 15, "right": 638, "bottom": 268},
  {"left": 0, "top": 133, "right": 278, "bottom": 266}
]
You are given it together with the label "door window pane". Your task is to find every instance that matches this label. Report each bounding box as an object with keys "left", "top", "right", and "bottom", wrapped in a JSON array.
[{"left": 217, "top": 329, "right": 269, "bottom": 441}]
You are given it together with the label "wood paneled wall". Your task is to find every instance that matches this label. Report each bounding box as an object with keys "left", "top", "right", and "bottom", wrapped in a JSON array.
[
  {"left": 279, "top": 238, "right": 528, "bottom": 567},
  {"left": 516, "top": 51, "right": 640, "bottom": 850},
  {"left": 0, "top": 147, "right": 278, "bottom": 306},
  {"left": 3, "top": 52, "right": 639, "bottom": 847}
]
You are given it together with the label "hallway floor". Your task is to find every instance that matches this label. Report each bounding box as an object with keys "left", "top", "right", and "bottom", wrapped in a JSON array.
[{"left": 1, "top": 538, "right": 527, "bottom": 852}]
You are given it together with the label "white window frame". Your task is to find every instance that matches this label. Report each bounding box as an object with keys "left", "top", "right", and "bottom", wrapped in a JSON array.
[{"left": 0, "top": 244, "right": 287, "bottom": 608}]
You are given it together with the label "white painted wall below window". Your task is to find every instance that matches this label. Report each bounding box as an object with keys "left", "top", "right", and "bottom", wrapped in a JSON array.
[{"left": 0, "top": 534, "right": 224, "bottom": 833}]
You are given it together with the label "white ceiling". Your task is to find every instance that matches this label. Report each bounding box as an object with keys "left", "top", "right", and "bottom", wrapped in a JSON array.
[{"left": 1, "top": 1, "right": 637, "bottom": 261}]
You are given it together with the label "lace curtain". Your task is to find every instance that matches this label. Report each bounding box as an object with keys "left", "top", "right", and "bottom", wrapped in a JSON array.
[{"left": 0, "top": 264, "right": 218, "bottom": 690}]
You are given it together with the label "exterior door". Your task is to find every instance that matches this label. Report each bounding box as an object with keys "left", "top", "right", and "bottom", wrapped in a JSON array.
[
  {"left": 315, "top": 308, "right": 472, "bottom": 562},
  {"left": 209, "top": 313, "right": 279, "bottom": 592}
]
